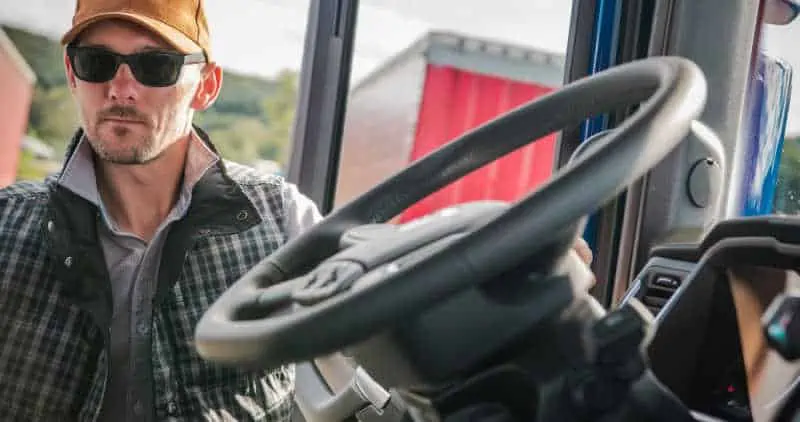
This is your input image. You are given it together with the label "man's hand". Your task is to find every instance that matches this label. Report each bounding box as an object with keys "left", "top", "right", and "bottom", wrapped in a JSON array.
[
  {"left": 571, "top": 237, "right": 596, "bottom": 290},
  {"left": 573, "top": 237, "right": 593, "bottom": 267}
]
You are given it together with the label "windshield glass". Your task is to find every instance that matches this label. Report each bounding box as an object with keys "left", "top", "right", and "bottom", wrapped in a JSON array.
[
  {"left": 333, "top": 0, "right": 574, "bottom": 216},
  {"left": 760, "top": 3, "right": 800, "bottom": 215}
]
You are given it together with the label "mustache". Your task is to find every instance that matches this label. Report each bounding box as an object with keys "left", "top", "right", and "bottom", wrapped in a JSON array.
[{"left": 97, "top": 106, "right": 148, "bottom": 123}]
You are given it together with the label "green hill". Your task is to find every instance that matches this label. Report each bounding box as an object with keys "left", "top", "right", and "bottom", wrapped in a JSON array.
[
  {"left": 2, "top": 26, "right": 67, "bottom": 89},
  {"left": 2, "top": 25, "right": 296, "bottom": 166}
]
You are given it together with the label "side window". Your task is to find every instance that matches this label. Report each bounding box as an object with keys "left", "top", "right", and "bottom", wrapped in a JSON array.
[
  {"left": 762, "top": 10, "right": 800, "bottom": 214},
  {"left": 333, "top": 2, "right": 574, "bottom": 222}
]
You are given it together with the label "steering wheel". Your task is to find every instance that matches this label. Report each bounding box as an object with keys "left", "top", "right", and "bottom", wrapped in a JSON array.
[{"left": 194, "top": 56, "right": 708, "bottom": 372}]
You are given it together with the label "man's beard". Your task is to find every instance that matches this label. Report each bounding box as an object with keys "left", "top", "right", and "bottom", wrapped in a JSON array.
[
  {"left": 90, "top": 135, "right": 158, "bottom": 165},
  {"left": 90, "top": 106, "right": 158, "bottom": 164}
]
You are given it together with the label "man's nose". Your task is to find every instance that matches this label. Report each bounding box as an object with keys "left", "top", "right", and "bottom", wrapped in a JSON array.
[{"left": 107, "top": 63, "right": 139, "bottom": 103}]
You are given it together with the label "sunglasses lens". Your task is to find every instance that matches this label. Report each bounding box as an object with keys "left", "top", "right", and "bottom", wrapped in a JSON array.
[
  {"left": 131, "top": 53, "right": 183, "bottom": 87},
  {"left": 70, "top": 47, "right": 186, "bottom": 87},
  {"left": 72, "top": 48, "right": 119, "bottom": 82}
]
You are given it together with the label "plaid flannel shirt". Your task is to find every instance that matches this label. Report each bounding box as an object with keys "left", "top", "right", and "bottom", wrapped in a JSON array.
[{"left": 0, "top": 130, "right": 309, "bottom": 421}]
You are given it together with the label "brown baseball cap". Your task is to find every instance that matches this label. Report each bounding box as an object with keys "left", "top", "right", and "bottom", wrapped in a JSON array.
[{"left": 61, "top": 0, "right": 211, "bottom": 60}]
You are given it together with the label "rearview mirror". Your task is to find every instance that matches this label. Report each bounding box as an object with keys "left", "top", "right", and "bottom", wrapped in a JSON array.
[{"left": 764, "top": 0, "right": 800, "bottom": 26}]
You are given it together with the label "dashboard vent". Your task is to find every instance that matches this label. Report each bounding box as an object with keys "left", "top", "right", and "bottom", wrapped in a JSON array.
[{"left": 639, "top": 273, "right": 682, "bottom": 316}]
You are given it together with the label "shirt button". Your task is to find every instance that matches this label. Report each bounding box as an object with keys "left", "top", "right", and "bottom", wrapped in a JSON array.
[
  {"left": 137, "top": 321, "right": 150, "bottom": 336},
  {"left": 236, "top": 210, "right": 249, "bottom": 221},
  {"left": 167, "top": 401, "right": 178, "bottom": 415}
]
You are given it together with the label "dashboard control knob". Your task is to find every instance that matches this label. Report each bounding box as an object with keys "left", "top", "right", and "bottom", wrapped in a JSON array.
[{"left": 763, "top": 293, "right": 800, "bottom": 361}]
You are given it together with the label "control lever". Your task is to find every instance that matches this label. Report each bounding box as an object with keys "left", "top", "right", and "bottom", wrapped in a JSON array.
[
  {"left": 567, "top": 299, "right": 695, "bottom": 421},
  {"left": 294, "top": 361, "right": 398, "bottom": 422},
  {"left": 568, "top": 299, "right": 653, "bottom": 416}
]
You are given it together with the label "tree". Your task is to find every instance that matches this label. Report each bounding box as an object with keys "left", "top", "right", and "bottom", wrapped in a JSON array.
[
  {"left": 775, "top": 136, "right": 800, "bottom": 214},
  {"left": 213, "top": 72, "right": 278, "bottom": 118},
  {"left": 209, "top": 117, "right": 271, "bottom": 163},
  {"left": 196, "top": 70, "right": 298, "bottom": 165},
  {"left": 28, "top": 85, "right": 80, "bottom": 154},
  {"left": 2, "top": 25, "right": 67, "bottom": 89},
  {"left": 15, "top": 150, "right": 49, "bottom": 182},
  {"left": 261, "top": 70, "right": 299, "bottom": 166}
]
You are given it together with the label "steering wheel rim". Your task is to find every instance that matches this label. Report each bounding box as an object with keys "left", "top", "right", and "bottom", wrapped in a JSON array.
[{"left": 195, "top": 56, "right": 708, "bottom": 370}]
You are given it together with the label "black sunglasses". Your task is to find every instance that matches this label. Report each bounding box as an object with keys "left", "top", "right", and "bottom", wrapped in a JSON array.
[{"left": 66, "top": 45, "right": 206, "bottom": 87}]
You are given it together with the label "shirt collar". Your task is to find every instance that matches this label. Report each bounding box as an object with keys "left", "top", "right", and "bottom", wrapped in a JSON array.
[{"left": 57, "top": 130, "right": 220, "bottom": 229}]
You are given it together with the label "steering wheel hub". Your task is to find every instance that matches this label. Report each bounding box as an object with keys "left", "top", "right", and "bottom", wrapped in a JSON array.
[{"left": 291, "top": 261, "right": 365, "bottom": 305}]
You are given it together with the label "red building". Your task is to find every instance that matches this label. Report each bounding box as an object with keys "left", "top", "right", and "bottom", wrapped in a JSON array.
[
  {"left": 0, "top": 28, "right": 36, "bottom": 187},
  {"left": 335, "top": 31, "right": 564, "bottom": 221}
]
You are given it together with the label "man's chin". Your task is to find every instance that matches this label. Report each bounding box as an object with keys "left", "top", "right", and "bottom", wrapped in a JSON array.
[
  {"left": 97, "top": 154, "right": 148, "bottom": 165},
  {"left": 93, "top": 145, "right": 156, "bottom": 165},
  {"left": 87, "top": 136, "right": 156, "bottom": 165},
  {"left": 102, "top": 156, "right": 149, "bottom": 165}
]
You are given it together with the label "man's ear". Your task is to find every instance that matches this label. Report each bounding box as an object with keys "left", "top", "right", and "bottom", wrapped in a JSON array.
[
  {"left": 191, "top": 63, "right": 223, "bottom": 111},
  {"left": 64, "top": 50, "right": 78, "bottom": 90}
]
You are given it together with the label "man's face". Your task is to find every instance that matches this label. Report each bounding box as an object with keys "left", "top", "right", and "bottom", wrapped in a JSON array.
[{"left": 65, "top": 20, "right": 207, "bottom": 165}]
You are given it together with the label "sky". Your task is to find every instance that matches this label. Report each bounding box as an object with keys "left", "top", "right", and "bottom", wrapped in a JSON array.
[
  {"left": 0, "top": 0, "right": 574, "bottom": 82},
  {"left": 1, "top": 0, "right": 798, "bottom": 132},
  {"left": 762, "top": 23, "right": 800, "bottom": 134}
]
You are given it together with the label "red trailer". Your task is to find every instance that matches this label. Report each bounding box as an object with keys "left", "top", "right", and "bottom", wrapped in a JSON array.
[
  {"left": 0, "top": 29, "right": 36, "bottom": 187},
  {"left": 335, "top": 31, "right": 564, "bottom": 222}
]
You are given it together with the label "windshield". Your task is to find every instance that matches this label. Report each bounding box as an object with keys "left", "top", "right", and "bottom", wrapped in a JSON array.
[{"left": 757, "top": 2, "right": 800, "bottom": 215}]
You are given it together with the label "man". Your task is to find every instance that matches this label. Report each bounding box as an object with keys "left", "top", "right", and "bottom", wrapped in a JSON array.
[
  {"left": 0, "top": 1, "right": 594, "bottom": 421},
  {"left": 0, "top": 0, "right": 320, "bottom": 420}
]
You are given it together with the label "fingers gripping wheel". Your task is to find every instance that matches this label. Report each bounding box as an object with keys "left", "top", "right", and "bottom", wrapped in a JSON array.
[{"left": 195, "top": 57, "right": 709, "bottom": 370}]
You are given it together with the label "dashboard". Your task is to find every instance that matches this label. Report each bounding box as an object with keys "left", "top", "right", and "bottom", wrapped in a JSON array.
[{"left": 622, "top": 216, "right": 800, "bottom": 422}]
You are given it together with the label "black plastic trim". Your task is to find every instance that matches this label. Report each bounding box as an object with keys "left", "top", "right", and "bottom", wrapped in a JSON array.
[{"left": 287, "top": 0, "right": 359, "bottom": 214}]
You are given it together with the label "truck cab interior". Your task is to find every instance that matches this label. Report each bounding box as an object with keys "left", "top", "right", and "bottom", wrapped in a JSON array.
[{"left": 190, "top": 0, "right": 800, "bottom": 421}]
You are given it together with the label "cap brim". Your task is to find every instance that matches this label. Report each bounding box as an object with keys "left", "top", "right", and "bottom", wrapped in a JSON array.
[{"left": 61, "top": 12, "right": 203, "bottom": 57}]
